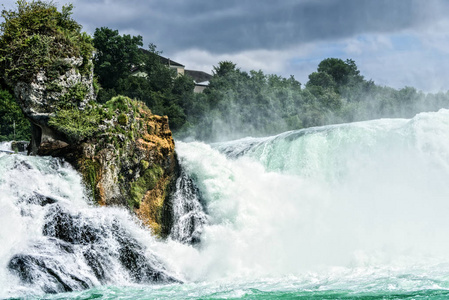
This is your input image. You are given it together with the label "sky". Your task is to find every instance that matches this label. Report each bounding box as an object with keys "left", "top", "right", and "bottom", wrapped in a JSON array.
[{"left": 2, "top": 0, "right": 449, "bottom": 93}]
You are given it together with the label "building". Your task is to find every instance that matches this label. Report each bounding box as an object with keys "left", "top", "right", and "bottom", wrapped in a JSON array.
[
  {"left": 184, "top": 70, "right": 213, "bottom": 93},
  {"left": 133, "top": 49, "right": 212, "bottom": 93},
  {"left": 158, "top": 56, "right": 185, "bottom": 76}
]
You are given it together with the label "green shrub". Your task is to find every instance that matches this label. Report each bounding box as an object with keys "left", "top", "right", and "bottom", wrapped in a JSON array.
[
  {"left": 48, "top": 104, "right": 104, "bottom": 141},
  {"left": 58, "top": 83, "right": 89, "bottom": 108},
  {"left": 117, "top": 113, "right": 128, "bottom": 126},
  {"left": 105, "top": 95, "right": 131, "bottom": 112},
  {"left": 0, "top": 1, "right": 94, "bottom": 86}
]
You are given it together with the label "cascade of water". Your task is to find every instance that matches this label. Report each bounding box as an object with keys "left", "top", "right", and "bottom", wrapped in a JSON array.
[
  {"left": 2, "top": 109, "right": 449, "bottom": 297},
  {"left": 169, "top": 168, "right": 208, "bottom": 244},
  {"left": 168, "top": 109, "right": 449, "bottom": 281},
  {"left": 0, "top": 153, "right": 179, "bottom": 297},
  {"left": 0, "top": 141, "right": 13, "bottom": 152}
]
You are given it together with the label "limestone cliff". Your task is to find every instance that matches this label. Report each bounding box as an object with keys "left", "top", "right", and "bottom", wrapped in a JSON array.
[
  {"left": 74, "top": 97, "right": 178, "bottom": 236},
  {"left": 14, "top": 59, "right": 178, "bottom": 237},
  {"left": 14, "top": 57, "right": 95, "bottom": 155}
]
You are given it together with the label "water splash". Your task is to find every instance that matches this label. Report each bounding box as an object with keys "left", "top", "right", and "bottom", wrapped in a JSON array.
[
  {"left": 0, "top": 153, "right": 178, "bottom": 298},
  {"left": 169, "top": 109, "right": 449, "bottom": 281},
  {"left": 169, "top": 169, "right": 208, "bottom": 244},
  {"left": 2, "top": 109, "right": 449, "bottom": 298}
]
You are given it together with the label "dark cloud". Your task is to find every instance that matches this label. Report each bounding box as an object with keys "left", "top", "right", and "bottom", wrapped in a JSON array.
[
  {"left": 2, "top": 0, "right": 449, "bottom": 91},
  {"left": 64, "top": 0, "right": 447, "bottom": 54}
]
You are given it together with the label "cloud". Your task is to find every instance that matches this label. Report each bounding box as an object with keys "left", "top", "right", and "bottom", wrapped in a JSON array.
[
  {"left": 171, "top": 42, "right": 320, "bottom": 85},
  {"left": 339, "top": 29, "right": 449, "bottom": 92},
  {"left": 2, "top": 0, "right": 449, "bottom": 92},
  {"left": 2, "top": 0, "right": 440, "bottom": 54}
]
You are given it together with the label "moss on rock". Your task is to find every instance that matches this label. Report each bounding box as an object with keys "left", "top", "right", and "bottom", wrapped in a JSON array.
[
  {"left": 79, "top": 158, "right": 101, "bottom": 201},
  {"left": 64, "top": 96, "right": 177, "bottom": 236}
]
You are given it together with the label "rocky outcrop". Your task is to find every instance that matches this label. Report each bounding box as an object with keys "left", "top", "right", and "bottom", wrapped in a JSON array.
[
  {"left": 72, "top": 97, "right": 178, "bottom": 236},
  {"left": 14, "top": 57, "right": 178, "bottom": 237},
  {"left": 14, "top": 57, "right": 95, "bottom": 155}
]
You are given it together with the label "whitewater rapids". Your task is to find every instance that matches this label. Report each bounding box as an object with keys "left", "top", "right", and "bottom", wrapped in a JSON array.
[
  {"left": 170, "top": 108, "right": 449, "bottom": 280},
  {"left": 1, "top": 109, "right": 449, "bottom": 298}
]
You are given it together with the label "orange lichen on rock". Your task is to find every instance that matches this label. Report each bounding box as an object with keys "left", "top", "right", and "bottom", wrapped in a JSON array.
[
  {"left": 38, "top": 96, "right": 178, "bottom": 238},
  {"left": 135, "top": 175, "right": 170, "bottom": 236}
]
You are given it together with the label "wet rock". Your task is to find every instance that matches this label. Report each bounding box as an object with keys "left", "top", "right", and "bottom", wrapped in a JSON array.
[
  {"left": 43, "top": 205, "right": 101, "bottom": 245},
  {"left": 24, "top": 192, "right": 58, "bottom": 206},
  {"left": 11, "top": 141, "right": 29, "bottom": 152},
  {"left": 8, "top": 254, "right": 91, "bottom": 294}
]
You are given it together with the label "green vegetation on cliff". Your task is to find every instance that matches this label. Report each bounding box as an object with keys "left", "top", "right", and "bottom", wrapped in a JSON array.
[
  {"left": 0, "top": 1, "right": 95, "bottom": 142},
  {"left": 0, "top": 1, "right": 94, "bottom": 85},
  {"left": 48, "top": 104, "right": 105, "bottom": 142},
  {"left": 68, "top": 95, "right": 177, "bottom": 235}
]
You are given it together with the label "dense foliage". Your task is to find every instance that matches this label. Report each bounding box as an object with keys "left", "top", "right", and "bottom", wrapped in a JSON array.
[
  {"left": 177, "top": 59, "right": 449, "bottom": 141},
  {"left": 94, "top": 28, "right": 449, "bottom": 141},
  {"left": 48, "top": 103, "right": 105, "bottom": 142},
  {"left": 0, "top": 0, "right": 94, "bottom": 142},
  {"left": 89, "top": 26, "right": 449, "bottom": 142},
  {"left": 93, "top": 28, "right": 193, "bottom": 131},
  {"left": 0, "top": 87, "right": 30, "bottom": 141},
  {"left": 1, "top": 2, "right": 449, "bottom": 143},
  {"left": 0, "top": 0, "right": 94, "bottom": 85},
  {"left": 93, "top": 27, "right": 144, "bottom": 102}
]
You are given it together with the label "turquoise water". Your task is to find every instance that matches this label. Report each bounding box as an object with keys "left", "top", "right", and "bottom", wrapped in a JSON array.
[
  {"left": 30, "top": 274, "right": 449, "bottom": 299},
  {"left": 2, "top": 110, "right": 449, "bottom": 299}
]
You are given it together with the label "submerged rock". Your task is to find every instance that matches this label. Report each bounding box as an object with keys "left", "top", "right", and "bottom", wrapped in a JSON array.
[
  {"left": 8, "top": 253, "right": 90, "bottom": 294},
  {"left": 8, "top": 204, "right": 179, "bottom": 294}
]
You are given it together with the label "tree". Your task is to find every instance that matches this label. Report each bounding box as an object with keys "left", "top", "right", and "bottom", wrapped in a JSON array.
[
  {"left": 306, "top": 72, "right": 336, "bottom": 90},
  {"left": 91, "top": 29, "right": 195, "bottom": 131},
  {"left": 142, "top": 45, "right": 175, "bottom": 94},
  {"left": 0, "top": 1, "right": 93, "bottom": 86},
  {"left": 0, "top": 88, "right": 30, "bottom": 141},
  {"left": 0, "top": 1, "right": 92, "bottom": 141},
  {"left": 317, "top": 58, "right": 361, "bottom": 87},
  {"left": 212, "top": 61, "right": 237, "bottom": 77},
  {"left": 93, "top": 27, "right": 144, "bottom": 102}
]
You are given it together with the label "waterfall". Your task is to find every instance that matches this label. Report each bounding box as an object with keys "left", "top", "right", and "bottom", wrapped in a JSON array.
[
  {"left": 0, "top": 152, "right": 179, "bottom": 298},
  {"left": 170, "top": 109, "right": 449, "bottom": 280},
  {"left": 1, "top": 108, "right": 449, "bottom": 298},
  {"left": 169, "top": 168, "right": 208, "bottom": 244}
]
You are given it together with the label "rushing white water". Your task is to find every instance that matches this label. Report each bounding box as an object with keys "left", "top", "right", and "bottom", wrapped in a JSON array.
[
  {"left": 164, "top": 109, "right": 449, "bottom": 282},
  {"left": 0, "top": 141, "right": 12, "bottom": 151},
  {"left": 169, "top": 170, "right": 208, "bottom": 244},
  {"left": 1, "top": 109, "right": 449, "bottom": 298},
  {"left": 0, "top": 146, "right": 178, "bottom": 298}
]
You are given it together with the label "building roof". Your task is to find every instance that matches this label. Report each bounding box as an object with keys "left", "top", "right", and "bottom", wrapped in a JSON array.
[
  {"left": 185, "top": 70, "right": 213, "bottom": 83},
  {"left": 159, "top": 56, "right": 184, "bottom": 68},
  {"left": 139, "top": 48, "right": 185, "bottom": 67}
]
